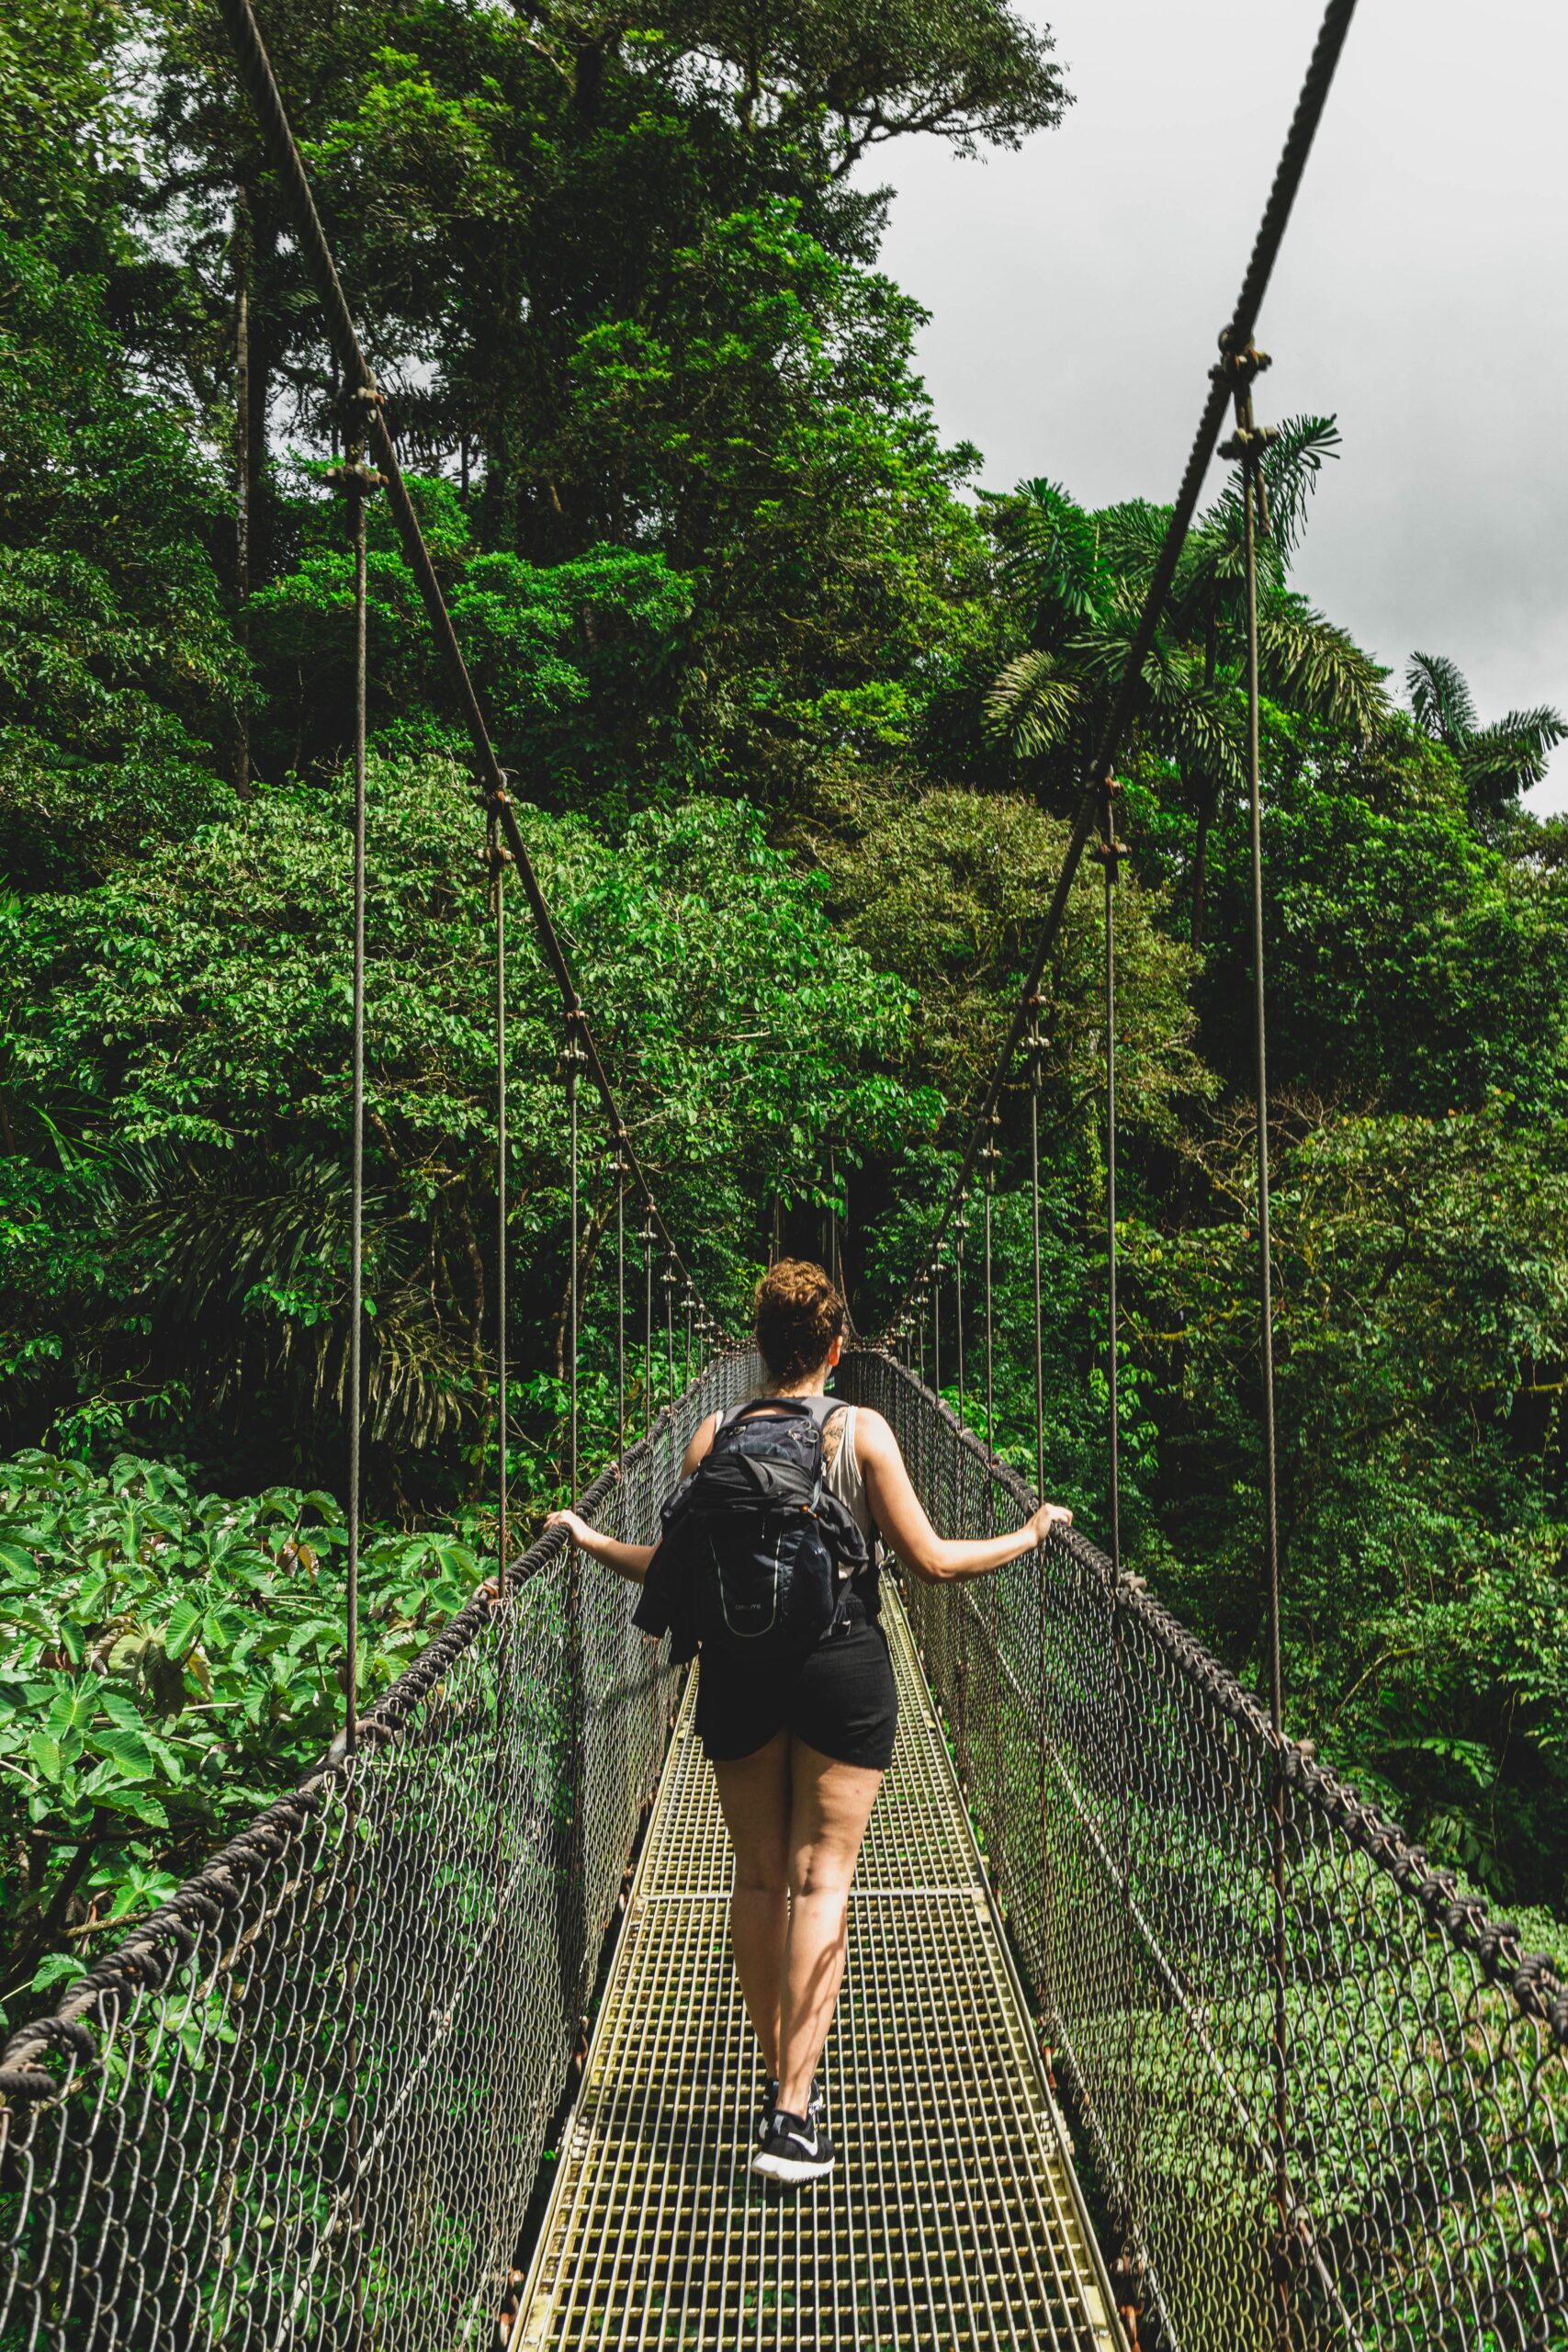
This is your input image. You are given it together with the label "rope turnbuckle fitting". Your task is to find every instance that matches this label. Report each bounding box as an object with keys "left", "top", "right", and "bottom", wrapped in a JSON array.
[
  {"left": 558, "top": 1005, "right": 589, "bottom": 1078},
  {"left": 980, "top": 1110, "right": 1001, "bottom": 1193},
  {"left": 1213, "top": 333, "right": 1272, "bottom": 384},
  {"left": 326, "top": 459, "right": 386, "bottom": 494},
  {"left": 332, "top": 379, "right": 387, "bottom": 451},
  {"left": 1218, "top": 422, "right": 1280, "bottom": 463},
  {"left": 1023, "top": 993, "right": 1047, "bottom": 1089}
]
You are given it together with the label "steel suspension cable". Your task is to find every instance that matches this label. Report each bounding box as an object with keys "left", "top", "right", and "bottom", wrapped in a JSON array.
[
  {"left": 642, "top": 1216, "right": 655, "bottom": 1436},
  {"left": 565, "top": 1015, "right": 582, "bottom": 1505},
  {"left": 215, "top": 0, "right": 711, "bottom": 1325},
  {"left": 1096, "top": 781, "right": 1142, "bottom": 2319},
  {"left": 1100, "top": 785, "right": 1123, "bottom": 1575},
  {"left": 614, "top": 1147, "right": 626, "bottom": 1450},
  {"left": 1027, "top": 1001, "right": 1046, "bottom": 1504},
  {"left": 337, "top": 436, "right": 371, "bottom": 2352},
  {"left": 485, "top": 793, "right": 513, "bottom": 2339},
  {"left": 829, "top": 1143, "right": 846, "bottom": 1299},
  {"left": 557, "top": 1031, "right": 588, "bottom": 2086},
  {"left": 1225, "top": 368, "right": 1293, "bottom": 2342},
  {"left": 663, "top": 1258, "right": 677, "bottom": 1428},
  {"left": 338, "top": 451, "right": 370, "bottom": 1754},
  {"left": 660, "top": 1258, "right": 678, "bottom": 1495},
  {"left": 491, "top": 823, "right": 510, "bottom": 1576},
  {"left": 1231, "top": 424, "right": 1287, "bottom": 1758},
  {"left": 954, "top": 1216, "right": 967, "bottom": 1429},
  {"left": 881, "top": 0, "right": 1360, "bottom": 1340},
  {"left": 981, "top": 1117, "right": 998, "bottom": 1453}
]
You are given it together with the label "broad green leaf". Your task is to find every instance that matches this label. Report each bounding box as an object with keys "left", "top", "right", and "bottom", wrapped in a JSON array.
[
  {"left": 96, "top": 1785, "right": 170, "bottom": 1829},
  {"left": 164, "top": 1596, "right": 203, "bottom": 1660},
  {"left": 88, "top": 1724, "right": 156, "bottom": 1781}
]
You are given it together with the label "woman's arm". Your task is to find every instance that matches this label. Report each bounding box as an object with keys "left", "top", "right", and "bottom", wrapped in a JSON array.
[
  {"left": 855, "top": 1409, "right": 1071, "bottom": 1582},
  {"left": 545, "top": 1410, "right": 724, "bottom": 1583},
  {"left": 544, "top": 1516, "right": 655, "bottom": 1582}
]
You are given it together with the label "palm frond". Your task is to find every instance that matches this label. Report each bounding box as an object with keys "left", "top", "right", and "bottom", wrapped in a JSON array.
[
  {"left": 1259, "top": 414, "right": 1342, "bottom": 559},
  {"left": 1063, "top": 616, "right": 1187, "bottom": 707},
  {"left": 1092, "top": 499, "right": 1168, "bottom": 594},
  {"left": 1151, "top": 682, "right": 1249, "bottom": 792},
  {"left": 136, "top": 1152, "right": 354, "bottom": 1326},
  {"left": 1461, "top": 707, "right": 1568, "bottom": 799},
  {"left": 359, "top": 1285, "right": 468, "bottom": 1450},
  {"left": 1170, "top": 510, "right": 1284, "bottom": 631},
  {"left": 113, "top": 1150, "right": 469, "bottom": 1453},
  {"left": 997, "top": 478, "right": 1100, "bottom": 627},
  {"left": 1407, "top": 650, "right": 1478, "bottom": 748},
  {"left": 983, "top": 649, "right": 1080, "bottom": 754},
  {"left": 1259, "top": 598, "right": 1389, "bottom": 737},
  {"left": 1484, "top": 705, "right": 1566, "bottom": 761},
  {"left": 1195, "top": 413, "right": 1340, "bottom": 576}
]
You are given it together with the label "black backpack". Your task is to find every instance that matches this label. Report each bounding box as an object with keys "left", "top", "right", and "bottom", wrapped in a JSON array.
[{"left": 633, "top": 1396, "right": 872, "bottom": 1665}]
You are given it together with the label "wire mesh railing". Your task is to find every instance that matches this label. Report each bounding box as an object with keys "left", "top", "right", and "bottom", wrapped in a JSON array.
[
  {"left": 0, "top": 1352, "right": 756, "bottom": 2352},
  {"left": 841, "top": 1347, "right": 1568, "bottom": 2352}
]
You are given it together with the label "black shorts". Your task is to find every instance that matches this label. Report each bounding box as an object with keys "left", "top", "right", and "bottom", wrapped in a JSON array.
[{"left": 694, "top": 1600, "right": 898, "bottom": 1771}]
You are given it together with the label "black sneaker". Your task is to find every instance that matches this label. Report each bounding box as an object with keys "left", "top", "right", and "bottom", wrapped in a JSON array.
[
  {"left": 756, "top": 2077, "right": 779, "bottom": 2146},
  {"left": 751, "top": 2108, "right": 836, "bottom": 2184},
  {"left": 756, "top": 2073, "right": 822, "bottom": 2146}
]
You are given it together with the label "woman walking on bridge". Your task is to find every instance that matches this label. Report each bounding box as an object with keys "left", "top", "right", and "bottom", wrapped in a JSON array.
[{"left": 549, "top": 1261, "right": 1071, "bottom": 2184}]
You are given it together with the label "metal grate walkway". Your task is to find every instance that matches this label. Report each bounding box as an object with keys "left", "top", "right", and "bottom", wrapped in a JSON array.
[{"left": 516, "top": 1589, "right": 1123, "bottom": 2350}]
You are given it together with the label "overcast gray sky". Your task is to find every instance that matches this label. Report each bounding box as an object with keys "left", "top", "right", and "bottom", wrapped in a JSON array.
[{"left": 877, "top": 0, "right": 1568, "bottom": 808}]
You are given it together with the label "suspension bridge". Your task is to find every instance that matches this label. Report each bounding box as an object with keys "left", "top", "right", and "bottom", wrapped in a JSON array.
[{"left": 2, "top": 0, "right": 1565, "bottom": 2346}]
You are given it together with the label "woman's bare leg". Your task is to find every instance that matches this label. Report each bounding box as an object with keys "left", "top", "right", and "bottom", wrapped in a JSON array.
[
  {"left": 711, "top": 1731, "right": 793, "bottom": 2076},
  {"left": 777, "top": 1740, "right": 883, "bottom": 2116}
]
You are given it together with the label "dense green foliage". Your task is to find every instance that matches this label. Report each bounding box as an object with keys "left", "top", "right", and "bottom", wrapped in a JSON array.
[
  {"left": 0, "top": 1447, "right": 485, "bottom": 2011},
  {"left": 3, "top": 770, "right": 922, "bottom": 1500},
  {"left": 2, "top": 0, "right": 1564, "bottom": 2018}
]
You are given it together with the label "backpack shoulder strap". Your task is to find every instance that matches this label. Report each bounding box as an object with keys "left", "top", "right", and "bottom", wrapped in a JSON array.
[
  {"left": 724, "top": 1395, "right": 838, "bottom": 1430},
  {"left": 799, "top": 1394, "right": 846, "bottom": 1430},
  {"left": 716, "top": 1396, "right": 833, "bottom": 1489}
]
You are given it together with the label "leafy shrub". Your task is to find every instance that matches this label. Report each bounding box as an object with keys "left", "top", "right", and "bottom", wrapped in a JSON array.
[{"left": 0, "top": 1448, "right": 487, "bottom": 2028}]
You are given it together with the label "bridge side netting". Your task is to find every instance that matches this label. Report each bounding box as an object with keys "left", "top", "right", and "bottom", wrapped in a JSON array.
[
  {"left": 0, "top": 1354, "right": 757, "bottom": 2352},
  {"left": 842, "top": 1347, "right": 1567, "bottom": 2352}
]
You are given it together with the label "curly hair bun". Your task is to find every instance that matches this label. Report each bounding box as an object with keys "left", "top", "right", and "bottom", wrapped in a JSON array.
[{"left": 753, "top": 1260, "right": 846, "bottom": 1386}]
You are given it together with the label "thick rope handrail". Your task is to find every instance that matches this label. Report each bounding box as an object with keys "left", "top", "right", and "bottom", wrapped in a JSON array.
[
  {"left": 213, "top": 0, "right": 710, "bottom": 1322},
  {"left": 884, "top": 0, "right": 1360, "bottom": 1340}
]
